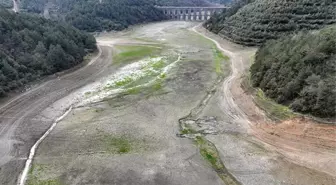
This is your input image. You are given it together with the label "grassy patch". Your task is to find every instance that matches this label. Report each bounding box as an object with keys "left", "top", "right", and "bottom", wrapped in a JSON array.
[
  {"left": 99, "top": 133, "right": 153, "bottom": 154},
  {"left": 191, "top": 31, "right": 215, "bottom": 45},
  {"left": 115, "top": 76, "right": 134, "bottom": 87},
  {"left": 241, "top": 75, "right": 295, "bottom": 121},
  {"left": 151, "top": 81, "right": 162, "bottom": 91},
  {"left": 103, "top": 135, "right": 132, "bottom": 154},
  {"left": 181, "top": 129, "right": 191, "bottom": 135},
  {"left": 122, "top": 78, "right": 165, "bottom": 97},
  {"left": 113, "top": 45, "right": 162, "bottom": 63},
  {"left": 125, "top": 87, "right": 141, "bottom": 95},
  {"left": 193, "top": 136, "right": 240, "bottom": 185},
  {"left": 27, "top": 164, "right": 61, "bottom": 185},
  {"left": 105, "top": 56, "right": 171, "bottom": 91},
  {"left": 159, "top": 73, "right": 166, "bottom": 79},
  {"left": 213, "top": 46, "right": 229, "bottom": 75},
  {"left": 195, "top": 135, "right": 206, "bottom": 145},
  {"left": 255, "top": 89, "right": 294, "bottom": 120},
  {"left": 27, "top": 178, "right": 62, "bottom": 185},
  {"left": 151, "top": 59, "right": 166, "bottom": 70},
  {"left": 200, "top": 148, "right": 219, "bottom": 167},
  {"left": 194, "top": 136, "right": 223, "bottom": 171},
  {"left": 180, "top": 127, "right": 196, "bottom": 135}
]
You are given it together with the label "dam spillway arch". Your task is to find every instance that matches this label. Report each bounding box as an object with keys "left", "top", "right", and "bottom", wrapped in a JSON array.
[{"left": 156, "top": 6, "right": 229, "bottom": 21}]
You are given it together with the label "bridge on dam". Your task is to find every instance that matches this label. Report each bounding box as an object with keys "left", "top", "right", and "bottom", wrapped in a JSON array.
[{"left": 156, "top": 6, "right": 229, "bottom": 21}]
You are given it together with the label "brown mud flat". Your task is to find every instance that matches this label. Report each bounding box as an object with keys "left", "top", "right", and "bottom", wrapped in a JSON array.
[{"left": 250, "top": 117, "right": 336, "bottom": 176}]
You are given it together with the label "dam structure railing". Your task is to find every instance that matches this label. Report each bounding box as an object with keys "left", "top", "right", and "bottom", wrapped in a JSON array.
[{"left": 156, "top": 6, "right": 229, "bottom": 21}]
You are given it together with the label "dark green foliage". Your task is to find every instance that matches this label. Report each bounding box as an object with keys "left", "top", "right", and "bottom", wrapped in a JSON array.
[
  {"left": 13, "top": 0, "right": 166, "bottom": 32},
  {"left": 0, "top": 8, "right": 96, "bottom": 96},
  {"left": 204, "top": 0, "right": 336, "bottom": 45},
  {"left": 66, "top": 0, "right": 166, "bottom": 32},
  {"left": 204, "top": 0, "right": 253, "bottom": 33},
  {"left": 0, "top": 0, "right": 12, "bottom": 8},
  {"left": 250, "top": 26, "right": 336, "bottom": 118}
]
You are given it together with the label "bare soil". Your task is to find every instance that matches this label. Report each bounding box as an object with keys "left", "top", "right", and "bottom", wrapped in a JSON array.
[
  {"left": 23, "top": 22, "right": 225, "bottom": 185},
  {"left": 195, "top": 25, "right": 336, "bottom": 183},
  {"left": 1, "top": 21, "right": 335, "bottom": 185}
]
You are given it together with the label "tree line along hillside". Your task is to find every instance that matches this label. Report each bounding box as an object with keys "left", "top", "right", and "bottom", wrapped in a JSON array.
[
  {"left": 0, "top": 0, "right": 167, "bottom": 32},
  {"left": 0, "top": 8, "right": 96, "bottom": 97},
  {"left": 250, "top": 26, "right": 336, "bottom": 118},
  {"left": 204, "top": 0, "right": 336, "bottom": 45},
  {"left": 64, "top": 0, "right": 166, "bottom": 32}
]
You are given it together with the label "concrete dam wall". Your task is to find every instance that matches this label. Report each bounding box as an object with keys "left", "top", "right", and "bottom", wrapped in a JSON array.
[{"left": 156, "top": 6, "right": 229, "bottom": 21}]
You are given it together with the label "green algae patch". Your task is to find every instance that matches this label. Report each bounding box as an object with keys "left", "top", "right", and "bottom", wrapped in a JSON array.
[
  {"left": 241, "top": 74, "right": 295, "bottom": 121},
  {"left": 151, "top": 80, "right": 163, "bottom": 91},
  {"left": 105, "top": 56, "right": 174, "bottom": 91},
  {"left": 27, "top": 178, "right": 62, "bottom": 185},
  {"left": 180, "top": 127, "right": 195, "bottom": 135},
  {"left": 101, "top": 134, "right": 151, "bottom": 154},
  {"left": 98, "top": 55, "right": 179, "bottom": 100},
  {"left": 103, "top": 136, "right": 132, "bottom": 154},
  {"left": 213, "top": 45, "right": 229, "bottom": 75},
  {"left": 151, "top": 59, "right": 166, "bottom": 70},
  {"left": 113, "top": 45, "right": 162, "bottom": 64},
  {"left": 194, "top": 136, "right": 241, "bottom": 185},
  {"left": 180, "top": 123, "right": 197, "bottom": 135},
  {"left": 255, "top": 89, "right": 294, "bottom": 120},
  {"left": 115, "top": 77, "right": 134, "bottom": 87},
  {"left": 125, "top": 87, "right": 141, "bottom": 95}
]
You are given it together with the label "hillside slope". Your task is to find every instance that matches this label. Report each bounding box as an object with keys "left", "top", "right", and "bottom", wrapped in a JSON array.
[
  {"left": 204, "top": 0, "right": 336, "bottom": 45},
  {"left": 250, "top": 26, "right": 336, "bottom": 118},
  {"left": 0, "top": 8, "right": 96, "bottom": 96},
  {"left": 0, "top": 0, "right": 166, "bottom": 32}
]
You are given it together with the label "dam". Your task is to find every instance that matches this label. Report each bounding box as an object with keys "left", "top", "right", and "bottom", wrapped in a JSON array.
[{"left": 156, "top": 6, "right": 229, "bottom": 21}]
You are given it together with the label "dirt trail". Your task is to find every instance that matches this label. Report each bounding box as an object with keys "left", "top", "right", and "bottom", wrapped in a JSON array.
[{"left": 192, "top": 25, "right": 249, "bottom": 124}]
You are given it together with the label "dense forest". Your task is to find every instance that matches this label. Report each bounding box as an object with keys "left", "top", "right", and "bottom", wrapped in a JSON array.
[
  {"left": 0, "top": 8, "right": 96, "bottom": 97},
  {"left": 64, "top": 0, "right": 166, "bottom": 32},
  {"left": 204, "top": 0, "right": 336, "bottom": 45},
  {"left": 0, "top": 0, "right": 167, "bottom": 32},
  {"left": 250, "top": 26, "right": 336, "bottom": 118}
]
